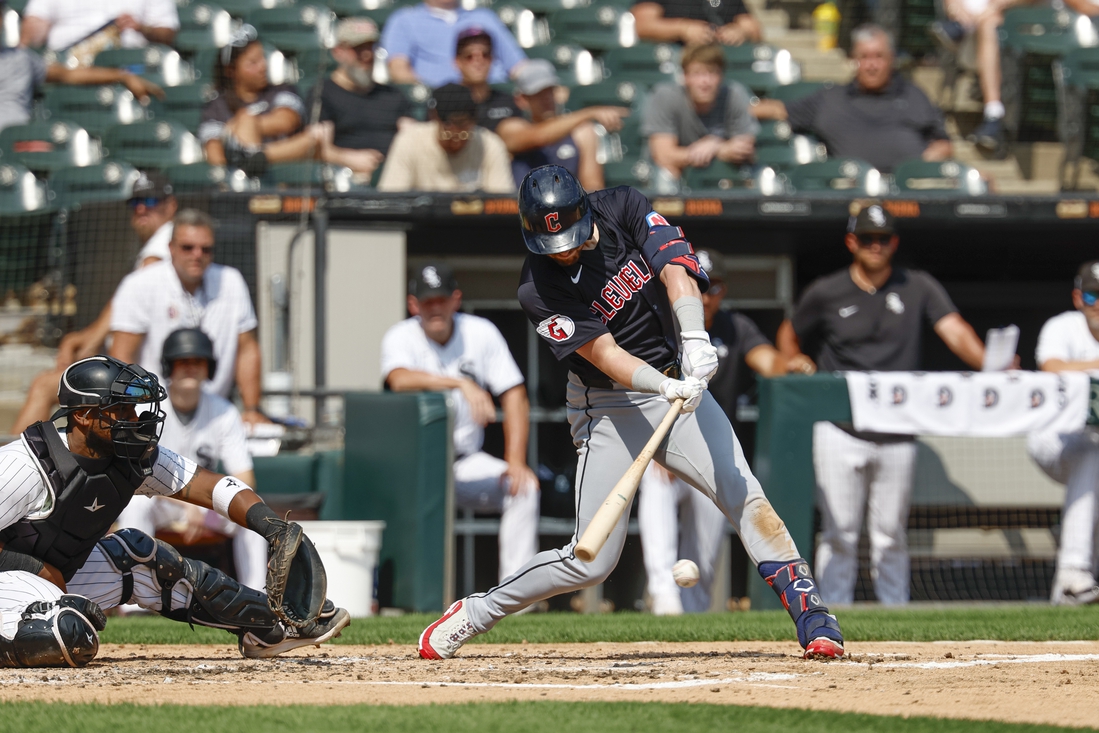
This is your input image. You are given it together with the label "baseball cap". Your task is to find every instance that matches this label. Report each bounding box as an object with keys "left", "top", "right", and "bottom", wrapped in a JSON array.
[
  {"left": 429, "top": 83, "right": 477, "bottom": 122},
  {"left": 847, "top": 203, "right": 895, "bottom": 235},
  {"left": 336, "top": 18, "right": 379, "bottom": 46},
  {"left": 131, "top": 170, "right": 173, "bottom": 199},
  {"left": 410, "top": 263, "right": 458, "bottom": 299},
  {"left": 456, "top": 26, "right": 492, "bottom": 54},
  {"left": 1075, "top": 261, "right": 1099, "bottom": 291},
  {"left": 515, "top": 59, "right": 559, "bottom": 96}
]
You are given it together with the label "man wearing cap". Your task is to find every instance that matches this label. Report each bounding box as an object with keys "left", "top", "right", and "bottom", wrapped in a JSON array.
[
  {"left": 380, "top": 263, "right": 540, "bottom": 585},
  {"left": 377, "top": 83, "right": 514, "bottom": 193},
  {"left": 1026, "top": 261, "right": 1099, "bottom": 605},
  {"left": 379, "top": 0, "right": 526, "bottom": 88},
  {"left": 302, "top": 18, "right": 415, "bottom": 178},
  {"left": 11, "top": 171, "right": 178, "bottom": 433},
  {"left": 776, "top": 202, "right": 987, "bottom": 606},
  {"left": 494, "top": 59, "right": 630, "bottom": 191}
]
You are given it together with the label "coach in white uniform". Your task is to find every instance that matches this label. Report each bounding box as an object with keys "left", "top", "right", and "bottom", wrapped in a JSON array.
[
  {"left": 1028, "top": 261, "right": 1099, "bottom": 605},
  {"left": 116, "top": 328, "right": 268, "bottom": 591},
  {"left": 381, "top": 263, "right": 539, "bottom": 583},
  {"left": 777, "top": 203, "right": 987, "bottom": 606},
  {"left": 109, "top": 208, "right": 268, "bottom": 425}
]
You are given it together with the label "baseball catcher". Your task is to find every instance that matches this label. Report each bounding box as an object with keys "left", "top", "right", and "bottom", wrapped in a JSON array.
[{"left": 0, "top": 356, "right": 347, "bottom": 667}]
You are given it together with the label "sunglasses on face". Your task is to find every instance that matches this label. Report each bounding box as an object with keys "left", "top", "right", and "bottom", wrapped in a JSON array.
[
  {"left": 178, "top": 244, "right": 214, "bottom": 255},
  {"left": 1083, "top": 291, "right": 1099, "bottom": 307},
  {"left": 439, "top": 128, "right": 472, "bottom": 141},
  {"left": 857, "top": 234, "right": 892, "bottom": 247},
  {"left": 128, "top": 197, "right": 161, "bottom": 209}
]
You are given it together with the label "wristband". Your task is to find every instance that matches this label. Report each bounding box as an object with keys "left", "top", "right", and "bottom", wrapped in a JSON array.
[
  {"left": 672, "top": 296, "right": 706, "bottom": 334},
  {"left": 212, "top": 475, "right": 252, "bottom": 520},
  {"left": 631, "top": 363, "right": 668, "bottom": 393}
]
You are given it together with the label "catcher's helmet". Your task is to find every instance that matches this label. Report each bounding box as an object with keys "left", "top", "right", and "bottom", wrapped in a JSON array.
[
  {"left": 51, "top": 356, "right": 166, "bottom": 476},
  {"left": 161, "top": 327, "right": 217, "bottom": 379},
  {"left": 518, "top": 165, "right": 592, "bottom": 255}
]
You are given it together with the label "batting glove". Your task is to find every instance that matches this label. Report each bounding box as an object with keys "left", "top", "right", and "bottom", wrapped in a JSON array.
[
  {"left": 680, "top": 330, "right": 719, "bottom": 382},
  {"left": 658, "top": 376, "right": 707, "bottom": 413}
]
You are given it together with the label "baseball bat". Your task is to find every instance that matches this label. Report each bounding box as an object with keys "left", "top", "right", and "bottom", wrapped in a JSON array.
[{"left": 574, "top": 398, "right": 686, "bottom": 563}]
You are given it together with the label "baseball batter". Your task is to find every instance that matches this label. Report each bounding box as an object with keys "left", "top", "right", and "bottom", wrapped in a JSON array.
[
  {"left": 1027, "top": 261, "right": 1099, "bottom": 605},
  {"left": 0, "top": 356, "right": 348, "bottom": 667},
  {"left": 418, "top": 165, "right": 844, "bottom": 660}
]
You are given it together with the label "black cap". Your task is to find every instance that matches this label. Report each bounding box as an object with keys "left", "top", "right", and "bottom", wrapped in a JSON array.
[
  {"left": 131, "top": 170, "right": 174, "bottom": 199},
  {"left": 847, "top": 203, "right": 894, "bottom": 235},
  {"left": 1075, "top": 261, "right": 1099, "bottom": 291},
  {"left": 410, "top": 263, "right": 458, "bottom": 299},
  {"left": 429, "top": 83, "right": 477, "bottom": 122}
]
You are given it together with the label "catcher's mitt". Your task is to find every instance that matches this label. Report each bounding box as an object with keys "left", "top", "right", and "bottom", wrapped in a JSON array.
[{"left": 264, "top": 519, "right": 327, "bottom": 628}]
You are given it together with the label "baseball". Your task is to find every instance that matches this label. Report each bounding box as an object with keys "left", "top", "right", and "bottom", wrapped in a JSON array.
[{"left": 672, "top": 559, "right": 700, "bottom": 588}]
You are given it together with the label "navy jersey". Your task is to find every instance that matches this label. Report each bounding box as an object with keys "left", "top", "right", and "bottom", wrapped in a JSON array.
[{"left": 518, "top": 186, "right": 707, "bottom": 384}]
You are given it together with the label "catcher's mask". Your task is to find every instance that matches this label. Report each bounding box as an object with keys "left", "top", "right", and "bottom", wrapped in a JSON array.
[{"left": 50, "top": 356, "right": 167, "bottom": 476}]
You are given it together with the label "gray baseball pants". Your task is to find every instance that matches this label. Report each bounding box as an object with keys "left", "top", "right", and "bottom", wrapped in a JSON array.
[{"left": 462, "top": 374, "right": 802, "bottom": 632}]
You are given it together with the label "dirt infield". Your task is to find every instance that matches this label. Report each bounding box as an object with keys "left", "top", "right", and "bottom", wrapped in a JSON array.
[{"left": 2, "top": 641, "right": 1097, "bottom": 727}]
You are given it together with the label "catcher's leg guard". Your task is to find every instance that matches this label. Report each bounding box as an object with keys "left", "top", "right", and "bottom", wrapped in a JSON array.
[
  {"left": 0, "top": 595, "right": 106, "bottom": 668},
  {"left": 758, "top": 559, "right": 844, "bottom": 657}
]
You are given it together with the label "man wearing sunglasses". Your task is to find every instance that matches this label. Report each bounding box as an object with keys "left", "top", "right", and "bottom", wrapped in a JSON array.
[
  {"left": 776, "top": 202, "right": 986, "bottom": 607},
  {"left": 108, "top": 209, "right": 268, "bottom": 425},
  {"left": 1026, "top": 261, "right": 1099, "bottom": 605}
]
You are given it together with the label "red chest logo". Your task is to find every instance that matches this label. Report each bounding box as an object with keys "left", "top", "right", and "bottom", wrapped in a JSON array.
[{"left": 544, "top": 212, "right": 561, "bottom": 232}]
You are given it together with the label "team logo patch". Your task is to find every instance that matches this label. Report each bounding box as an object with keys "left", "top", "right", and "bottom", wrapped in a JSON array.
[
  {"left": 938, "top": 386, "right": 953, "bottom": 407},
  {"left": 1031, "top": 389, "right": 1045, "bottom": 409},
  {"left": 422, "top": 266, "right": 442, "bottom": 289},
  {"left": 886, "top": 292, "right": 905, "bottom": 314},
  {"left": 537, "top": 314, "right": 575, "bottom": 342},
  {"left": 892, "top": 386, "right": 906, "bottom": 405},
  {"left": 544, "top": 212, "right": 561, "bottom": 232},
  {"left": 984, "top": 388, "right": 999, "bottom": 408},
  {"left": 645, "top": 211, "right": 670, "bottom": 228}
]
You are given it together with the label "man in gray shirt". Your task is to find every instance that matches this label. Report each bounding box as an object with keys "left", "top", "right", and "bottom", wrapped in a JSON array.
[{"left": 642, "top": 42, "right": 758, "bottom": 184}]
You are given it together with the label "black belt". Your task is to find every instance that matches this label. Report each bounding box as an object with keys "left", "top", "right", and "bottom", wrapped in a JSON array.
[{"left": 579, "top": 361, "right": 680, "bottom": 390}]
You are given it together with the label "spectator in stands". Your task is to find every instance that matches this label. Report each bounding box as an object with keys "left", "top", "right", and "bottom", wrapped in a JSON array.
[
  {"left": 777, "top": 203, "right": 987, "bottom": 606},
  {"left": 378, "top": 83, "right": 514, "bottom": 193},
  {"left": 303, "top": 18, "right": 415, "bottom": 178},
  {"left": 642, "top": 43, "right": 758, "bottom": 187},
  {"left": 0, "top": 45, "right": 164, "bottom": 133},
  {"left": 109, "top": 208, "right": 269, "bottom": 425},
  {"left": 1026, "top": 261, "right": 1099, "bottom": 605},
  {"left": 454, "top": 27, "right": 519, "bottom": 133},
  {"left": 116, "top": 328, "right": 268, "bottom": 593},
  {"left": 497, "top": 59, "right": 629, "bottom": 191},
  {"left": 379, "top": 0, "right": 527, "bottom": 88},
  {"left": 752, "top": 24, "right": 951, "bottom": 173},
  {"left": 381, "top": 263, "right": 539, "bottom": 585},
  {"left": 200, "top": 25, "right": 310, "bottom": 177},
  {"left": 10, "top": 171, "right": 176, "bottom": 433},
  {"left": 21, "top": 0, "right": 179, "bottom": 50},
  {"left": 632, "top": 0, "right": 761, "bottom": 46}
]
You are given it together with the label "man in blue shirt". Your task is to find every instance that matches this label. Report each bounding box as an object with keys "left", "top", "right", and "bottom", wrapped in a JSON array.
[{"left": 380, "top": 0, "right": 527, "bottom": 87}]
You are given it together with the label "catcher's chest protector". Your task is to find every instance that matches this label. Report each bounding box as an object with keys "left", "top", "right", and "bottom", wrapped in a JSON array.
[{"left": 0, "top": 422, "right": 146, "bottom": 581}]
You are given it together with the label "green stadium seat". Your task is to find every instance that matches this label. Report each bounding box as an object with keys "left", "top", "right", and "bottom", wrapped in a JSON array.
[
  {"left": 601, "top": 157, "right": 652, "bottom": 188},
  {"left": 546, "top": 5, "right": 637, "bottom": 50},
  {"left": 0, "top": 121, "right": 103, "bottom": 173},
  {"left": 262, "top": 161, "right": 373, "bottom": 191},
  {"left": 176, "top": 3, "right": 234, "bottom": 55},
  {"left": 524, "top": 44, "right": 604, "bottom": 86},
  {"left": 1054, "top": 46, "right": 1099, "bottom": 186},
  {"left": 246, "top": 6, "right": 337, "bottom": 51},
  {"left": 495, "top": 4, "right": 551, "bottom": 48},
  {"left": 159, "top": 162, "right": 232, "bottom": 191},
  {"left": 601, "top": 43, "right": 679, "bottom": 85},
  {"left": 102, "top": 121, "right": 205, "bottom": 168},
  {"left": 897, "top": 0, "right": 938, "bottom": 58},
  {"left": 564, "top": 80, "right": 644, "bottom": 110},
  {"left": 396, "top": 83, "right": 433, "bottom": 121},
  {"left": 327, "top": 0, "right": 402, "bottom": 25},
  {"left": 767, "top": 80, "right": 830, "bottom": 102},
  {"left": 783, "top": 158, "right": 886, "bottom": 195},
  {"left": 39, "top": 84, "right": 152, "bottom": 137},
  {"left": 93, "top": 45, "right": 197, "bottom": 87},
  {"left": 681, "top": 160, "right": 755, "bottom": 192},
  {"left": 47, "top": 162, "right": 142, "bottom": 205},
  {"left": 148, "top": 83, "right": 218, "bottom": 131},
  {"left": 3, "top": 0, "right": 27, "bottom": 12},
  {"left": 508, "top": 0, "right": 591, "bottom": 12},
  {"left": 891, "top": 158, "right": 988, "bottom": 195},
  {"left": 0, "top": 164, "right": 50, "bottom": 213},
  {"left": 752, "top": 134, "right": 827, "bottom": 167},
  {"left": 216, "top": 0, "right": 296, "bottom": 16}
]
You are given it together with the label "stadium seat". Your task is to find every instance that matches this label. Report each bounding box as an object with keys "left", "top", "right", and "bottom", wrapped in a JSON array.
[
  {"left": 216, "top": 0, "right": 296, "bottom": 16},
  {"left": 94, "top": 45, "right": 197, "bottom": 87},
  {"left": 159, "top": 162, "right": 234, "bottom": 192},
  {"left": 783, "top": 158, "right": 887, "bottom": 195},
  {"left": 1053, "top": 46, "right": 1099, "bottom": 186},
  {"left": 767, "top": 80, "right": 830, "bottom": 102},
  {"left": 524, "top": 44, "right": 603, "bottom": 86},
  {"left": 546, "top": 5, "right": 637, "bottom": 50},
  {"left": 148, "top": 83, "right": 218, "bottom": 132},
  {"left": 246, "top": 6, "right": 338, "bottom": 51},
  {"left": 896, "top": 0, "right": 938, "bottom": 59},
  {"left": 891, "top": 159, "right": 988, "bottom": 195},
  {"left": 175, "top": 3, "right": 234, "bottom": 55},
  {"left": 262, "top": 161, "right": 373, "bottom": 191},
  {"left": 327, "top": 0, "right": 402, "bottom": 24},
  {"left": 508, "top": 0, "right": 592, "bottom": 12},
  {"left": 396, "top": 83, "right": 433, "bottom": 121},
  {"left": 753, "top": 133, "right": 827, "bottom": 167},
  {"left": 725, "top": 53, "right": 801, "bottom": 96},
  {"left": 564, "top": 80, "right": 644, "bottom": 110},
  {"left": 495, "top": 4, "right": 551, "bottom": 48},
  {"left": 2, "top": 5, "right": 19, "bottom": 49},
  {"left": 39, "top": 84, "right": 152, "bottom": 137},
  {"left": 0, "top": 164, "right": 50, "bottom": 213},
  {"left": 47, "top": 161, "right": 142, "bottom": 206},
  {"left": 102, "top": 121, "right": 205, "bottom": 168},
  {"left": 681, "top": 160, "right": 754, "bottom": 191},
  {"left": 601, "top": 157, "right": 652, "bottom": 188},
  {"left": 0, "top": 121, "right": 102, "bottom": 173},
  {"left": 601, "top": 43, "right": 679, "bottom": 85}
]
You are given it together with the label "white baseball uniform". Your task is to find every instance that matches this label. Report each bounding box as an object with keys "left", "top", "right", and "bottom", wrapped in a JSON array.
[
  {"left": 0, "top": 439, "right": 197, "bottom": 639},
  {"left": 1027, "top": 310, "right": 1099, "bottom": 600},
  {"left": 380, "top": 312, "right": 539, "bottom": 582},
  {"left": 110, "top": 261, "right": 258, "bottom": 399},
  {"left": 134, "top": 221, "right": 172, "bottom": 268},
  {"left": 115, "top": 390, "right": 268, "bottom": 590}
]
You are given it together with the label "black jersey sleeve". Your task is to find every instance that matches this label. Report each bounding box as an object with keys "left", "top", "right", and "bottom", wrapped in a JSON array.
[
  {"left": 731, "top": 312, "right": 771, "bottom": 359},
  {"left": 790, "top": 279, "right": 826, "bottom": 341},
  {"left": 916, "top": 271, "right": 959, "bottom": 325},
  {"left": 518, "top": 262, "right": 610, "bottom": 360}
]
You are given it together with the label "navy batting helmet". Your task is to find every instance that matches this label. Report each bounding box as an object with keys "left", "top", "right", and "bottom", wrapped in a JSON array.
[
  {"left": 161, "top": 327, "right": 217, "bottom": 379},
  {"left": 518, "top": 165, "right": 592, "bottom": 255}
]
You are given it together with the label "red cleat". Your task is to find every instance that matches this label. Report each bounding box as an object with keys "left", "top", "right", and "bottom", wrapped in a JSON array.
[
  {"left": 803, "top": 636, "right": 845, "bottom": 659},
  {"left": 418, "top": 599, "right": 480, "bottom": 660}
]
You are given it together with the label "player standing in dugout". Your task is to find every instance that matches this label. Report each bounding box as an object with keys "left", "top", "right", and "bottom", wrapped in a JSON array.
[{"left": 418, "top": 164, "right": 845, "bottom": 660}]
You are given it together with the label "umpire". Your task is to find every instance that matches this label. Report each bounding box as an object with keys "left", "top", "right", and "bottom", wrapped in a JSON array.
[{"left": 776, "top": 202, "right": 987, "bottom": 606}]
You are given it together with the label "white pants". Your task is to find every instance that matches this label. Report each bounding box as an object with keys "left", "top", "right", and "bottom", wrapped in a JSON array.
[
  {"left": 115, "top": 495, "right": 268, "bottom": 591},
  {"left": 453, "top": 451, "right": 540, "bottom": 583},
  {"left": 1028, "top": 429, "right": 1099, "bottom": 578},
  {"left": 638, "top": 463, "right": 728, "bottom": 614},
  {"left": 813, "top": 421, "right": 916, "bottom": 606}
]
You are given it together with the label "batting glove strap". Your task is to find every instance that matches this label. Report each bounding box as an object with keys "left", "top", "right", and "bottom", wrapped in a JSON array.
[{"left": 758, "top": 559, "right": 833, "bottom": 644}]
